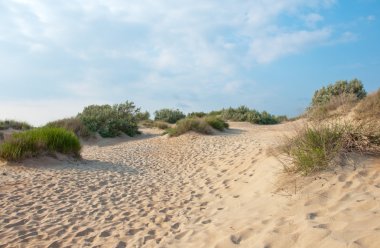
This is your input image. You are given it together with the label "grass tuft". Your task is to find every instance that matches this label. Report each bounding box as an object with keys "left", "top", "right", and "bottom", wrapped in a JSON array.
[
  {"left": 279, "top": 122, "right": 380, "bottom": 175},
  {"left": 0, "top": 127, "right": 81, "bottom": 161}
]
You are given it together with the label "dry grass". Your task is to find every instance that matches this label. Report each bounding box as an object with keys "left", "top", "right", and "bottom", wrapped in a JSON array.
[
  {"left": 46, "top": 118, "right": 92, "bottom": 139},
  {"left": 278, "top": 122, "right": 380, "bottom": 175},
  {"left": 140, "top": 120, "right": 170, "bottom": 130},
  {"left": 307, "top": 93, "right": 358, "bottom": 121},
  {"left": 355, "top": 89, "right": 380, "bottom": 121}
]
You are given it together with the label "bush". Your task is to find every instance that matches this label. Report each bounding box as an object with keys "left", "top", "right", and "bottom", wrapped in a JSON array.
[
  {"left": 166, "top": 118, "right": 213, "bottom": 137},
  {"left": 280, "top": 122, "right": 380, "bottom": 175},
  {"left": 355, "top": 89, "right": 380, "bottom": 121},
  {"left": 205, "top": 116, "right": 229, "bottom": 131},
  {"left": 135, "top": 111, "right": 150, "bottom": 121},
  {"left": 187, "top": 112, "right": 207, "bottom": 118},
  {"left": 0, "top": 127, "right": 81, "bottom": 161},
  {"left": 311, "top": 79, "right": 366, "bottom": 107},
  {"left": 154, "top": 109, "right": 185, "bottom": 124},
  {"left": 78, "top": 101, "right": 140, "bottom": 138},
  {"left": 308, "top": 93, "right": 359, "bottom": 120},
  {"left": 219, "top": 106, "right": 280, "bottom": 124},
  {"left": 0, "top": 120, "right": 33, "bottom": 130},
  {"left": 46, "top": 118, "right": 92, "bottom": 138}
]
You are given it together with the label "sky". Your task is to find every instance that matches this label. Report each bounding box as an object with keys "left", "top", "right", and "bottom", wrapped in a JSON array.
[{"left": 0, "top": 0, "right": 379, "bottom": 126}]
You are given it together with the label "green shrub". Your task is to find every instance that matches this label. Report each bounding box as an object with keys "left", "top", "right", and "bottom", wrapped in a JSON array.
[
  {"left": 280, "top": 123, "right": 380, "bottom": 175},
  {"left": 154, "top": 109, "right": 185, "bottom": 124},
  {"left": 167, "top": 118, "right": 213, "bottom": 137},
  {"left": 187, "top": 112, "right": 207, "bottom": 118},
  {"left": 0, "top": 120, "right": 33, "bottom": 130},
  {"left": 0, "top": 127, "right": 81, "bottom": 161},
  {"left": 46, "top": 118, "right": 92, "bottom": 138},
  {"left": 205, "top": 116, "right": 229, "bottom": 131},
  {"left": 135, "top": 111, "right": 150, "bottom": 121},
  {"left": 219, "top": 106, "right": 280, "bottom": 124},
  {"left": 208, "top": 110, "right": 223, "bottom": 116},
  {"left": 78, "top": 101, "right": 140, "bottom": 138},
  {"left": 311, "top": 79, "right": 366, "bottom": 107}
]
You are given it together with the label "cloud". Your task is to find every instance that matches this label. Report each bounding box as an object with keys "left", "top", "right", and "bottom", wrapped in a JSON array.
[
  {"left": 302, "top": 13, "right": 324, "bottom": 27},
  {"left": 0, "top": 0, "right": 354, "bottom": 123},
  {"left": 250, "top": 28, "right": 332, "bottom": 64},
  {"left": 367, "top": 15, "right": 376, "bottom": 22}
]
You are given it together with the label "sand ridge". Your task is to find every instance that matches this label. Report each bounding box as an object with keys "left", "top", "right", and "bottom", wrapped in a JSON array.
[{"left": 1, "top": 122, "right": 380, "bottom": 247}]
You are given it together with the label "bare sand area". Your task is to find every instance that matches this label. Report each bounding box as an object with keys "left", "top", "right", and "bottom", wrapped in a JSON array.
[{"left": 1, "top": 122, "right": 380, "bottom": 247}]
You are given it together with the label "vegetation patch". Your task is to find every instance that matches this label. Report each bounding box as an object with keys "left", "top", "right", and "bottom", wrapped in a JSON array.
[
  {"left": 140, "top": 120, "right": 169, "bottom": 130},
  {"left": 355, "top": 89, "right": 380, "bottom": 121},
  {"left": 220, "top": 106, "right": 281, "bottom": 124},
  {"left": 279, "top": 122, "right": 380, "bottom": 175},
  {"left": 205, "top": 116, "right": 229, "bottom": 131},
  {"left": 0, "top": 127, "right": 81, "bottom": 161},
  {"left": 154, "top": 108, "right": 186, "bottom": 124},
  {"left": 0, "top": 120, "right": 33, "bottom": 131},
  {"left": 78, "top": 101, "right": 141, "bottom": 138},
  {"left": 46, "top": 118, "right": 92, "bottom": 139},
  {"left": 307, "top": 79, "right": 366, "bottom": 120},
  {"left": 166, "top": 118, "right": 214, "bottom": 137}
]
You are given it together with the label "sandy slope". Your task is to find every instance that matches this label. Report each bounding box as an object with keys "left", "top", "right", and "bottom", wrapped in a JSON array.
[{"left": 1, "top": 122, "right": 380, "bottom": 248}]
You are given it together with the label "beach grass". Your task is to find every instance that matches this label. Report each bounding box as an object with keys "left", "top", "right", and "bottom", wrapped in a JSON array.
[{"left": 0, "top": 127, "right": 81, "bottom": 161}]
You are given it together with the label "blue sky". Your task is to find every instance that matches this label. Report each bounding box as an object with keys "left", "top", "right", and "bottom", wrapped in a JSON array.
[{"left": 0, "top": 0, "right": 379, "bottom": 125}]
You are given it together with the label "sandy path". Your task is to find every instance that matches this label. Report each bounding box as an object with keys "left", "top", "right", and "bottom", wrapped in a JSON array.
[{"left": 1, "top": 122, "right": 380, "bottom": 247}]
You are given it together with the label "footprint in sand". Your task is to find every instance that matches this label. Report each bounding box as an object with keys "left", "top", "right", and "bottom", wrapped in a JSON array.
[{"left": 230, "top": 235, "right": 242, "bottom": 244}]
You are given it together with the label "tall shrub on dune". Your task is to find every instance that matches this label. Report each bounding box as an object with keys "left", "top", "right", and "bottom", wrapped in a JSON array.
[{"left": 78, "top": 101, "right": 140, "bottom": 138}]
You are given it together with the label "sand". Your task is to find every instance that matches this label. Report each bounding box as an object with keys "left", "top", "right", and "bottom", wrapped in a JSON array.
[{"left": 1, "top": 122, "right": 380, "bottom": 247}]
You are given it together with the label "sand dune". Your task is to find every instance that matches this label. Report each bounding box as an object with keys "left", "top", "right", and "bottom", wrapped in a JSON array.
[{"left": 1, "top": 122, "right": 380, "bottom": 247}]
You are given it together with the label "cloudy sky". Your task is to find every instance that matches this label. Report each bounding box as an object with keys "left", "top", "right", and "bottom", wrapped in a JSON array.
[{"left": 0, "top": 0, "right": 379, "bottom": 125}]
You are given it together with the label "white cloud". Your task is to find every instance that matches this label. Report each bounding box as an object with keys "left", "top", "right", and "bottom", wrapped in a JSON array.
[
  {"left": 302, "top": 13, "right": 324, "bottom": 27},
  {"left": 367, "top": 15, "right": 376, "bottom": 22},
  {"left": 0, "top": 0, "right": 353, "bottom": 123},
  {"left": 250, "top": 28, "right": 332, "bottom": 64}
]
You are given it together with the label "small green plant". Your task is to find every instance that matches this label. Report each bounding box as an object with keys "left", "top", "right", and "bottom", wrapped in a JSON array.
[
  {"left": 154, "top": 108, "right": 185, "bottom": 124},
  {"left": 46, "top": 118, "right": 92, "bottom": 138},
  {"left": 0, "top": 120, "right": 33, "bottom": 130},
  {"left": 205, "top": 116, "right": 229, "bottom": 131},
  {"left": 0, "top": 127, "right": 81, "bottom": 161}
]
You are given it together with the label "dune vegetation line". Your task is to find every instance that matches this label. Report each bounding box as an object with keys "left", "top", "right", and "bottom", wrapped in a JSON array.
[{"left": 1, "top": 78, "right": 379, "bottom": 176}]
